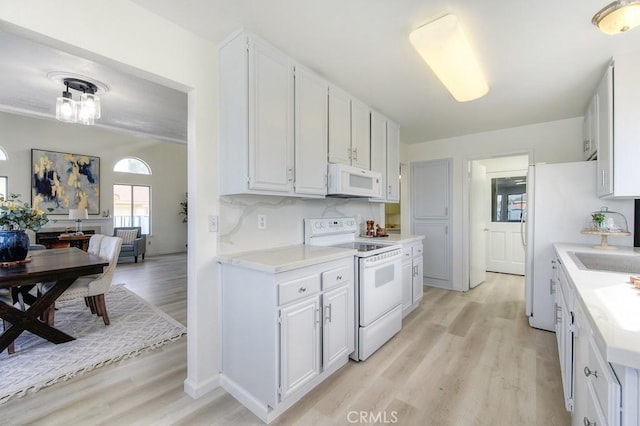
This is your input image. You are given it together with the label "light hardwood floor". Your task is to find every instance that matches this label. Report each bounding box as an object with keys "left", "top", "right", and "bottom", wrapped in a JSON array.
[{"left": 1, "top": 256, "right": 570, "bottom": 426}]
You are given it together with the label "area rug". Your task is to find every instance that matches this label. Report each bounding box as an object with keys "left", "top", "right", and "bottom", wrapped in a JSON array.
[{"left": 0, "top": 284, "right": 187, "bottom": 404}]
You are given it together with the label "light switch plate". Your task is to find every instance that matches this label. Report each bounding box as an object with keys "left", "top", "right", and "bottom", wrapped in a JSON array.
[{"left": 258, "top": 214, "right": 267, "bottom": 229}]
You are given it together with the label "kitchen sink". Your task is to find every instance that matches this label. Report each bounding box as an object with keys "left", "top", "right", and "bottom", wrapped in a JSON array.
[{"left": 570, "top": 251, "right": 640, "bottom": 274}]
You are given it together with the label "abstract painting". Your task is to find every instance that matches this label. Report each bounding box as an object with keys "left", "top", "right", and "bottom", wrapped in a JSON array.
[{"left": 31, "top": 149, "right": 100, "bottom": 214}]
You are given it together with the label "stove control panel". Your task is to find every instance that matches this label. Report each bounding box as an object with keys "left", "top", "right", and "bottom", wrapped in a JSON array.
[{"left": 305, "top": 217, "right": 358, "bottom": 238}]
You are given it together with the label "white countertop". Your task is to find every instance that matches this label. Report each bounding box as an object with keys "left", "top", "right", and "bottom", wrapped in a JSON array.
[
  {"left": 362, "top": 233, "right": 424, "bottom": 244},
  {"left": 217, "top": 244, "right": 357, "bottom": 273},
  {"left": 555, "top": 243, "right": 640, "bottom": 369}
]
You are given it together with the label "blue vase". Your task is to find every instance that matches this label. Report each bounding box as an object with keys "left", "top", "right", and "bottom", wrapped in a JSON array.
[{"left": 0, "top": 230, "right": 30, "bottom": 262}]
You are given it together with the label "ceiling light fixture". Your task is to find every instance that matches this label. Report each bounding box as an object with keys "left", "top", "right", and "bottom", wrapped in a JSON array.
[
  {"left": 55, "top": 78, "right": 101, "bottom": 125},
  {"left": 592, "top": 0, "right": 640, "bottom": 34},
  {"left": 409, "top": 14, "right": 489, "bottom": 102}
]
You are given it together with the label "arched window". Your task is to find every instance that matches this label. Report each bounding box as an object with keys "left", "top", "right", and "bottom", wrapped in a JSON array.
[{"left": 113, "top": 157, "right": 151, "bottom": 175}]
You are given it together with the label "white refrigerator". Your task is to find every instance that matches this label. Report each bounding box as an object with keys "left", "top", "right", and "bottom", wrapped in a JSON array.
[{"left": 524, "top": 161, "right": 634, "bottom": 332}]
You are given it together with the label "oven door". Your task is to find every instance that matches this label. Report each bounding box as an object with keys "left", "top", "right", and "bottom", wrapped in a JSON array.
[{"left": 359, "top": 253, "right": 402, "bottom": 327}]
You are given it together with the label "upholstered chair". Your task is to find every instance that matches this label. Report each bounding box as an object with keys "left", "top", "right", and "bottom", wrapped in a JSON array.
[
  {"left": 113, "top": 227, "right": 146, "bottom": 263},
  {"left": 40, "top": 234, "right": 122, "bottom": 326}
]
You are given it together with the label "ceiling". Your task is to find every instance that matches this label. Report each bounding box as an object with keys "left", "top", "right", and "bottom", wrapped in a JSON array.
[
  {"left": 0, "top": 30, "right": 188, "bottom": 144},
  {"left": 2, "top": 1, "right": 640, "bottom": 145}
]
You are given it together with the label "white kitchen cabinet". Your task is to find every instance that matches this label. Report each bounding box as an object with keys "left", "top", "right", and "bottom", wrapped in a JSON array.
[
  {"left": 369, "top": 111, "right": 400, "bottom": 203},
  {"left": 350, "top": 98, "right": 371, "bottom": 170},
  {"left": 554, "top": 256, "right": 574, "bottom": 412},
  {"left": 220, "top": 254, "right": 354, "bottom": 423},
  {"left": 280, "top": 296, "right": 320, "bottom": 400},
  {"left": 401, "top": 240, "right": 424, "bottom": 317},
  {"left": 582, "top": 93, "right": 598, "bottom": 161},
  {"left": 596, "top": 53, "right": 640, "bottom": 198},
  {"left": 294, "top": 65, "right": 329, "bottom": 196},
  {"left": 220, "top": 31, "right": 327, "bottom": 198},
  {"left": 328, "top": 85, "right": 371, "bottom": 169},
  {"left": 386, "top": 120, "right": 400, "bottom": 202}
]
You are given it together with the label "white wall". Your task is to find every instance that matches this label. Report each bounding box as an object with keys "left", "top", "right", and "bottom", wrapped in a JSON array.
[
  {"left": 0, "top": 112, "right": 187, "bottom": 255},
  {"left": 0, "top": 0, "right": 220, "bottom": 398},
  {"left": 402, "top": 117, "right": 584, "bottom": 291}
]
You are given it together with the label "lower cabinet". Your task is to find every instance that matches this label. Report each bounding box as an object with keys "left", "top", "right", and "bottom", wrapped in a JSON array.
[
  {"left": 220, "top": 257, "right": 354, "bottom": 423},
  {"left": 401, "top": 240, "right": 424, "bottom": 317}
]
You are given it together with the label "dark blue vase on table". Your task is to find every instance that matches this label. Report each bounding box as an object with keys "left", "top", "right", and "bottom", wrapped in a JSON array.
[{"left": 0, "top": 230, "right": 30, "bottom": 262}]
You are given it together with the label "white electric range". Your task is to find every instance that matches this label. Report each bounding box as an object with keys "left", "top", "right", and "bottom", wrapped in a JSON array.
[{"left": 304, "top": 217, "right": 403, "bottom": 361}]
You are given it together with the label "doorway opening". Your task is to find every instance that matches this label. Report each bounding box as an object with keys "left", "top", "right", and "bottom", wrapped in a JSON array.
[{"left": 467, "top": 154, "right": 530, "bottom": 290}]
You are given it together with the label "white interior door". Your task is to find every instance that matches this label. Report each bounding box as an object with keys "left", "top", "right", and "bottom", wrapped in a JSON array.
[
  {"left": 487, "top": 222, "right": 526, "bottom": 275},
  {"left": 469, "top": 161, "right": 488, "bottom": 288}
]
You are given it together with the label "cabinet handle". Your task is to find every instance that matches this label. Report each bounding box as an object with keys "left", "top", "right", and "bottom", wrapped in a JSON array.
[
  {"left": 288, "top": 168, "right": 293, "bottom": 182},
  {"left": 601, "top": 169, "right": 605, "bottom": 189},
  {"left": 584, "top": 366, "right": 598, "bottom": 378},
  {"left": 353, "top": 148, "right": 358, "bottom": 161},
  {"left": 583, "top": 417, "right": 596, "bottom": 426},
  {"left": 336, "top": 275, "right": 342, "bottom": 281},
  {"left": 325, "top": 305, "right": 332, "bottom": 323},
  {"left": 298, "top": 287, "right": 307, "bottom": 293}
]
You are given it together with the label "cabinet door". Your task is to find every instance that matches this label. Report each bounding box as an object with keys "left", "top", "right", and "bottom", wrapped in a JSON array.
[
  {"left": 350, "top": 98, "right": 371, "bottom": 170},
  {"left": 597, "top": 65, "right": 613, "bottom": 197},
  {"left": 401, "top": 258, "right": 413, "bottom": 314},
  {"left": 248, "top": 37, "right": 294, "bottom": 193},
  {"left": 328, "top": 85, "right": 352, "bottom": 165},
  {"left": 279, "top": 297, "right": 320, "bottom": 401},
  {"left": 322, "top": 284, "right": 353, "bottom": 370},
  {"left": 386, "top": 120, "right": 400, "bottom": 202},
  {"left": 294, "top": 66, "right": 328, "bottom": 196},
  {"left": 369, "top": 111, "right": 386, "bottom": 201},
  {"left": 413, "top": 255, "right": 424, "bottom": 304}
]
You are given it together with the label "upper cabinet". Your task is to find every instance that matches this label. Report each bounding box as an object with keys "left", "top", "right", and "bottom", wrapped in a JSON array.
[
  {"left": 370, "top": 111, "right": 400, "bottom": 203},
  {"left": 328, "top": 86, "right": 371, "bottom": 170},
  {"left": 596, "top": 54, "right": 640, "bottom": 199},
  {"left": 220, "top": 30, "right": 398, "bottom": 199},
  {"left": 220, "top": 32, "right": 326, "bottom": 197}
]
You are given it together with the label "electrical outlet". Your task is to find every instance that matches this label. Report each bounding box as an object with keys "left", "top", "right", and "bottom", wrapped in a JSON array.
[
  {"left": 258, "top": 214, "right": 267, "bottom": 229},
  {"left": 208, "top": 215, "right": 219, "bottom": 232}
]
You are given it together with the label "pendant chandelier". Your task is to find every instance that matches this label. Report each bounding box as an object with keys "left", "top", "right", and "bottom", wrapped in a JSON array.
[{"left": 55, "top": 77, "right": 101, "bottom": 125}]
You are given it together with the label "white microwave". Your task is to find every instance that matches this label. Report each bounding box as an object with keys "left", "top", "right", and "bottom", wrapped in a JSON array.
[{"left": 327, "top": 163, "right": 382, "bottom": 198}]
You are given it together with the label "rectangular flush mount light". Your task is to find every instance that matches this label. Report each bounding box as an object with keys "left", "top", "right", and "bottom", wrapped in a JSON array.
[{"left": 409, "top": 14, "right": 489, "bottom": 102}]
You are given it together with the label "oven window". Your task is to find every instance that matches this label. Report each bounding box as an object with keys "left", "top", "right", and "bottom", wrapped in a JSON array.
[{"left": 375, "top": 264, "right": 395, "bottom": 286}]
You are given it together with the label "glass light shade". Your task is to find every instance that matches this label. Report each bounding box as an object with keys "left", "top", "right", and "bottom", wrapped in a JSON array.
[
  {"left": 78, "top": 104, "right": 95, "bottom": 125},
  {"left": 409, "top": 14, "right": 489, "bottom": 102},
  {"left": 56, "top": 95, "right": 77, "bottom": 122},
  {"left": 593, "top": 1, "right": 640, "bottom": 34},
  {"left": 80, "top": 93, "right": 101, "bottom": 119}
]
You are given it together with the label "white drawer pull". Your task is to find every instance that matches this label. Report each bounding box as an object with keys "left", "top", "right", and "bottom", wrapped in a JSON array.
[
  {"left": 583, "top": 366, "right": 598, "bottom": 378},
  {"left": 583, "top": 416, "right": 596, "bottom": 426},
  {"left": 298, "top": 287, "right": 307, "bottom": 293},
  {"left": 336, "top": 275, "right": 342, "bottom": 280}
]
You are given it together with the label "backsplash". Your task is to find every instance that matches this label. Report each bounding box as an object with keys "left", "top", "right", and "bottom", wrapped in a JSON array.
[{"left": 219, "top": 195, "right": 384, "bottom": 254}]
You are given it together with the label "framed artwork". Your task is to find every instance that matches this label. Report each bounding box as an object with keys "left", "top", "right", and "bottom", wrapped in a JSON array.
[{"left": 31, "top": 149, "right": 100, "bottom": 214}]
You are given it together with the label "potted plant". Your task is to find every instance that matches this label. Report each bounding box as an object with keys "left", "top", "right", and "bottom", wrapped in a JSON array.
[
  {"left": 0, "top": 194, "right": 53, "bottom": 262},
  {"left": 591, "top": 211, "right": 606, "bottom": 231}
]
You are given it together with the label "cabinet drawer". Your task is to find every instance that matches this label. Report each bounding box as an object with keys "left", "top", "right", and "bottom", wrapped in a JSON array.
[
  {"left": 321, "top": 266, "right": 351, "bottom": 291},
  {"left": 585, "top": 336, "right": 620, "bottom": 425},
  {"left": 412, "top": 244, "right": 423, "bottom": 257},
  {"left": 279, "top": 275, "right": 321, "bottom": 306}
]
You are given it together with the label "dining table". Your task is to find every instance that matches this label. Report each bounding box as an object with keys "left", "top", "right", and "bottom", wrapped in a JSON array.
[{"left": 0, "top": 247, "right": 108, "bottom": 353}]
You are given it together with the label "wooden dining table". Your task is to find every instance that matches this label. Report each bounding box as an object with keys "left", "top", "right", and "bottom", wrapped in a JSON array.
[{"left": 0, "top": 247, "right": 108, "bottom": 353}]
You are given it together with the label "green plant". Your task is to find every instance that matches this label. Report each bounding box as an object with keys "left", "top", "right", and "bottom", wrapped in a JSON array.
[
  {"left": 0, "top": 194, "right": 53, "bottom": 231},
  {"left": 592, "top": 212, "right": 606, "bottom": 226}
]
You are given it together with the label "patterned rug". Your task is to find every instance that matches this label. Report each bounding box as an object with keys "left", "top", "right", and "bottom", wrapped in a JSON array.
[{"left": 0, "top": 284, "right": 186, "bottom": 404}]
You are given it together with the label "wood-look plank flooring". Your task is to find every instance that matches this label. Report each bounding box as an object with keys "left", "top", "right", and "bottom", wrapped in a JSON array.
[{"left": 1, "top": 257, "right": 570, "bottom": 426}]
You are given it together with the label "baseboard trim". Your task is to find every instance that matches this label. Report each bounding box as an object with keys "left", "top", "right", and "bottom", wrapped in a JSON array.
[{"left": 184, "top": 374, "right": 220, "bottom": 399}]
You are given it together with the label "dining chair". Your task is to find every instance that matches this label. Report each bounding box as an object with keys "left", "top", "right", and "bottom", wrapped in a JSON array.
[
  {"left": 40, "top": 234, "right": 122, "bottom": 326},
  {"left": 0, "top": 288, "right": 15, "bottom": 354}
]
